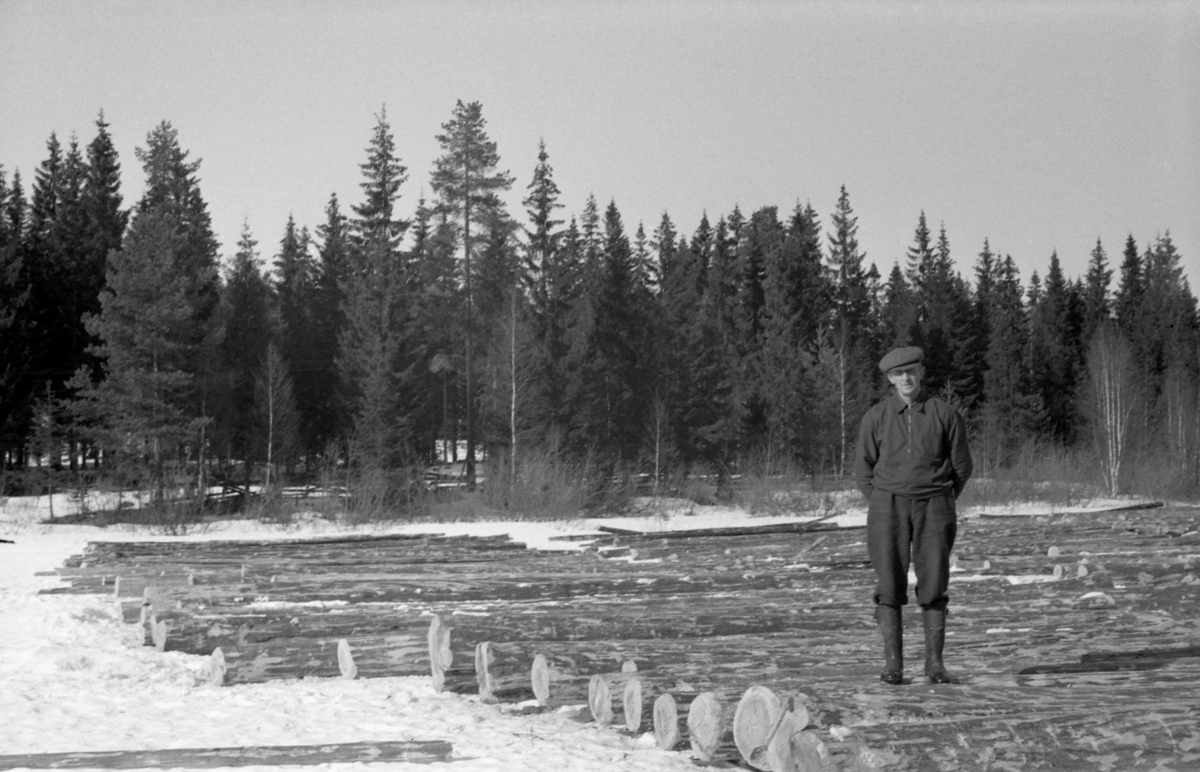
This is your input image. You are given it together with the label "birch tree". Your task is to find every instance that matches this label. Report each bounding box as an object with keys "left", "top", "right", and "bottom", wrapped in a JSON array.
[{"left": 1086, "top": 325, "right": 1139, "bottom": 496}]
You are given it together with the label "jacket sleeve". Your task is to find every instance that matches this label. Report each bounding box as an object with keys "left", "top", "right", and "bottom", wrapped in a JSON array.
[
  {"left": 853, "top": 410, "right": 878, "bottom": 500},
  {"left": 947, "top": 408, "right": 973, "bottom": 498}
]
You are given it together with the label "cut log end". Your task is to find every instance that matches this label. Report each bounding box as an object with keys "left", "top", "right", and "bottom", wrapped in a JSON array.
[
  {"left": 686, "top": 691, "right": 724, "bottom": 762},
  {"left": 337, "top": 638, "right": 357, "bottom": 680},
  {"left": 209, "top": 648, "right": 227, "bottom": 687},
  {"left": 623, "top": 676, "right": 643, "bottom": 733},
  {"left": 150, "top": 616, "right": 168, "bottom": 653},
  {"left": 475, "top": 641, "right": 494, "bottom": 702},
  {"left": 653, "top": 693, "right": 679, "bottom": 751},
  {"left": 531, "top": 653, "right": 550, "bottom": 706},
  {"left": 428, "top": 616, "right": 452, "bottom": 692},
  {"left": 588, "top": 674, "right": 613, "bottom": 727}
]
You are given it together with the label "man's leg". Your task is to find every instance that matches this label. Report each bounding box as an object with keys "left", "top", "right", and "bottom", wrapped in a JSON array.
[
  {"left": 867, "top": 491, "right": 912, "bottom": 684},
  {"left": 912, "top": 492, "right": 957, "bottom": 683}
]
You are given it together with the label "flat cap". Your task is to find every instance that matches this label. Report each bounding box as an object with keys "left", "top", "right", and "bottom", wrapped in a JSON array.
[{"left": 879, "top": 346, "right": 924, "bottom": 373}]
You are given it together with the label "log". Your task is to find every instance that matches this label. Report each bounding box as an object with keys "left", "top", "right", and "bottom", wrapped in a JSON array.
[
  {"left": 598, "top": 519, "right": 847, "bottom": 540},
  {"left": 149, "top": 616, "right": 167, "bottom": 652},
  {"left": 588, "top": 674, "right": 612, "bottom": 726},
  {"left": 784, "top": 731, "right": 836, "bottom": 772},
  {"left": 427, "top": 615, "right": 452, "bottom": 692},
  {"left": 208, "top": 648, "right": 226, "bottom": 687},
  {"left": 733, "top": 685, "right": 782, "bottom": 768},
  {"left": 475, "top": 641, "right": 494, "bottom": 701},
  {"left": 623, "top": 676, "right": 643, "bottom": 732},
  {"left": 337, "top": 639, "right": 356, "bottom": 679},
  {"left": 0, "top": 740, "right": 454, "bottom": 769},
  {"left": 531, "top": 653, "right": 550, "bottom": 705},
  {"left": 686, "top": 691, "right": 724, "bottom": 762},
  {"left": 653, "top": 692, "right": 679, "bottom": 750}
]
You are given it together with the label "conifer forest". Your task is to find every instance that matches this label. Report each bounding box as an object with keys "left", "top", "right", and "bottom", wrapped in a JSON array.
[{"left": 1, "top": 103, "right": 1197, "bottom": 504}]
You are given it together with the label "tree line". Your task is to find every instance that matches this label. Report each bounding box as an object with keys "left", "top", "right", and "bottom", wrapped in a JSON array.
[{"left": 1, "top": 103, "right": 1196, "bottom": 501}]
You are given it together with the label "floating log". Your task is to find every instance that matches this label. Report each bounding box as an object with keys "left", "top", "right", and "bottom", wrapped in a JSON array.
[
  {"left": 597, "top": 517, "right": 847, "bottom": 540},
  {"left": 1080, "top": 644, "right": 1200, "bottom": 663},
  {"left": 653, "top": 693, "right": 679, "bottom": 750},
  {"left": 686, "top": 691, "right": 724, "bottom": 762},
  {"left": 0, "top": 740, "right": 455, "bottom": 769}
]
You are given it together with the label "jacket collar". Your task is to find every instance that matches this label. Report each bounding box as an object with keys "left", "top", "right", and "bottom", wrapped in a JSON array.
[{"left": 890, "top": 391, "right": 927, "bottom": 413}]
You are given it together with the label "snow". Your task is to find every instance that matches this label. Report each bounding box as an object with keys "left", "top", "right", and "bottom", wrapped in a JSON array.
[{"left": 0, "top": 489, "right": 1156, "bottom": 770}]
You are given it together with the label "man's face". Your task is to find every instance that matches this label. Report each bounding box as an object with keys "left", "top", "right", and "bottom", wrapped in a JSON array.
[{"left": 887, "top": 363, "right": 923, "bottom": 401}]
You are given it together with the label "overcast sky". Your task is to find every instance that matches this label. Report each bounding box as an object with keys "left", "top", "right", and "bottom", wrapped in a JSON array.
[{"left": 2, "top": 0, "right": 1197, "bottom": 289}]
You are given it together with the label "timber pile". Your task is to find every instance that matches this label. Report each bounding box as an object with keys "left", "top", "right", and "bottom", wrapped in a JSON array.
[{"left": 44, "top": 505, "right": 1200, "bottom": 770}]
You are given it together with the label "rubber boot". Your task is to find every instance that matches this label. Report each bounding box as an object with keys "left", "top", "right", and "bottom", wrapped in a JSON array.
[
  {"left": 875, "top": 604, "right": 903, "bottom": 685},
  {"left": 922, "top": 607, "right": 951, "bottom": 684}
]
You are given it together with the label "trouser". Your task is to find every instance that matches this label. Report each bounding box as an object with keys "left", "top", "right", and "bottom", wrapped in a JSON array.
[{"left": 867, "top": 489, "right": 957, "bottom": 610}]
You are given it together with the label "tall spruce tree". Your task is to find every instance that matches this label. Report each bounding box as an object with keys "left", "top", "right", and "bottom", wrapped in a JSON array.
[
  {"left": 130, "top": 121, "right": 222, "bottom": 477},
  {"left": 1029, "top": 251, "right": 1082, "bottom": 443},
  {"left": 520, "top": 145, "right": 574, "bottom": 447},
  {"left": 82, "top": 210, "right": 213, "bottom": 499},
  {"left": 827, "top": 186, "right": 876, "bottom": 474},
  {"left": 273, "top": 215, "right": 321, "bottom": 462},
  {"left": 340, "top": 111, "right": 414, "bottom": 470},
  {"left": 759, "top": 203, "right": 829, "bottom": 467},
  {"left": 312, "top": 193, "right": 351, "bottom": 452},
  {"left": 1081, "top": 237, "right": 1112, "bottom": 346},
  {"left": 216, "top": 224, "right": 273, "bottom": 480},
  {"left": 429, "top": 100, "right": 513, "bottom": 486},
  {"left": 979, "top": 255, "right": 1039, "bottom": 467},
  {"left": 0, "top": 168, "right": 33, "bottom": 462}
]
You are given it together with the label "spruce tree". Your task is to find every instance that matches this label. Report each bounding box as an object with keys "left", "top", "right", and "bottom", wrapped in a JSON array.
[
  {"left": 520, "top": 143, "right": 572, "bottom": 448},
  {"left": 82, "top": 210, "right": 212, "bottom": 500},
  {"left": 130, "top": 121, "right": 222, "bottom": 478},
  {"left": 979, "top": 255, "right": 1039, "bottom": 467},
  {"left": 1113, "top": 234, "right": 1143, "bottom": 338},
  {"left": 273, "top": 215, "right": 321, "bottom": 462},
  {"left": 312, "top": 193, "right": 351, "bottom": 452},
  {"left": 1081, "top": 237, "right": 1112, "bottom": 346},
  {"left": 340, "top": 112, "right": 414, "bottom": 472},
  {"left": 522, "top": 139, "right": 563, "bottom": 296},
  {"left": 826, "top": 186, "right": 876, "bottom": 474},
  {"left": 0, "top": 169, "right": 32, "bottom": 462},
  {"left": 1029, "top": 251, "right": 1082, "bottom": 443},
  {"left": 217, "top": 224, "right": 273, "bottom": 481},
  {"left": 352, "top": 107, "right": 409, "bottom": 250},
  {"left": 429, "top": 100, "right": 513, "bottom": 486},
  {"left": 759, "top": 203, "right": 829, "bottom": 467}
]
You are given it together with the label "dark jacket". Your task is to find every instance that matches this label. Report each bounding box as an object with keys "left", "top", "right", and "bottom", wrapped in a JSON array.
[{"left": 854, "top": 391, "right": 973, "bottom": 500}]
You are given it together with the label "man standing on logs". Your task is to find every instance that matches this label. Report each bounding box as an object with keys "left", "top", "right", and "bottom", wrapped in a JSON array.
[{"left": 854, "top": 346, "right": 973, "bottom": 685}]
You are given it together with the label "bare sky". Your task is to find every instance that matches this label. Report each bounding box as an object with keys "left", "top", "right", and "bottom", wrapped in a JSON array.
[{"left": 2, "top": 0, "right": 1197, "bottom": 288}]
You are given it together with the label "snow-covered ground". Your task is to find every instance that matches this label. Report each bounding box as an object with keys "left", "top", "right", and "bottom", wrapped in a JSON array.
[{"left": 0, "top": 490, "right": 1153, "bottom": 770}]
